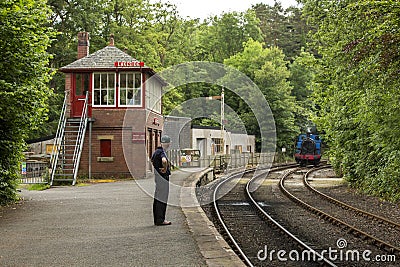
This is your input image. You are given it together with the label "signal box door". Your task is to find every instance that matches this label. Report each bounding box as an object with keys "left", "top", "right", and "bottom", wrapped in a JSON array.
[{"left": 72, "top": 73, "right": 91, "bottom": 117}]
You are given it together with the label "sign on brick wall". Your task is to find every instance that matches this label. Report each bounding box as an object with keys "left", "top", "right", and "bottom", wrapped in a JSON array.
[{"left": 132, "top": 132, "right": 145, "bottom": 143}]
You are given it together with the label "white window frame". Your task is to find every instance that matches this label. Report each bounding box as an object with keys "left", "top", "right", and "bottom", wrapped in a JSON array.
[
  {"left": 92, "top": 73, "right": 116, "bottom": 107},
  {"left": 118, "top": 72, "right": 142, "bottom": 107},
  {"left": 212, "top": 138, "right": 223, "bottom": 154}
]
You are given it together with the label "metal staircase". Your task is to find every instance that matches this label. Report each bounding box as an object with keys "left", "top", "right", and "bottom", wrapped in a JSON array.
[{"left": 50, "top": 93, "right": 89, "bottom": 186}]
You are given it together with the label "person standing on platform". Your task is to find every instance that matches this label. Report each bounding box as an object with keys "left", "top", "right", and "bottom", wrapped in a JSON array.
[{"left": 151, "top": 135, "right": 172, "bottom": 226}]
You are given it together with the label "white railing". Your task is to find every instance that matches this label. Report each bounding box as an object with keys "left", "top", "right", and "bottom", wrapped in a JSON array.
[
  {"left": 20, "top": 161, "right": 49, "bottom": 184},
  {"left": 50, "top": 92, "right": 68, "bottom": 186},
  {"left": 72, "top": 93, "right": 89, "bottom": 185}
]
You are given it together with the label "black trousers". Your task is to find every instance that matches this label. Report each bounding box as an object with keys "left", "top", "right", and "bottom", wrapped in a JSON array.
[{"left": 153, "top": 173, "right": 169, "bottom": 225}]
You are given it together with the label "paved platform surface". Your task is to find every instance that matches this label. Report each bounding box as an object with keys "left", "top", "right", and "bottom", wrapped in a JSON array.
[{"left": 0, "top": 169, "right": 244, "bottom": 267}]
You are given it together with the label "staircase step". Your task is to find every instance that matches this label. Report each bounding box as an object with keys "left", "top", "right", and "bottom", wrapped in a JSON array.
[
  {"left": 53, "top": 175, "right": 73, "bottom": 178},
  {"left": 51, "top": 114, "right": 88, "bottom": 186},
  {"left": 52, "top": 178, "right": 74, "bottom": 182}
]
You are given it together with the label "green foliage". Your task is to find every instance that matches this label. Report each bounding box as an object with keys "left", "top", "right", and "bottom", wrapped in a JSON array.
[
  {"left": 289, "top": 51, "right": 318, "bottom": 132},
  {"left": 302, "top": 0, "right": 400, "bottom": 201},
  {"left": 0, "top": 0, "right": 56, "bottom": 205},
  {"left": 107, "top": 0, "right": 198, "bottom": 69},
  {"left": 198, "top": 10, "right": 263, "bottom": 63},
  {"left": 224, "top": 39, "right": 299, "bottom": 150},
  {"left": 253, "top": 2, "right": 312, "bottom": 61}
]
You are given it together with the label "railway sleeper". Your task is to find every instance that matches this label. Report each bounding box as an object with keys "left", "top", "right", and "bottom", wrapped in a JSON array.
[
  {"left": 300, "top": 167, "right": 400, "bottom": 257},
  {"left": 346, "top": 228, "right": 356, "bottom": 235}
]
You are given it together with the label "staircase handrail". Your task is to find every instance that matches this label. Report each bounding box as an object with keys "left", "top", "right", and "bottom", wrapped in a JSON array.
[
  {"left": 72, "top": 92, "right": 89, "bottom": 185},
  {"left": 50, "top": 92, "right": 68, "bottom": 185}
]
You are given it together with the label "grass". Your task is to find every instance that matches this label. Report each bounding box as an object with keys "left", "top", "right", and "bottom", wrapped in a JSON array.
[{"left": 26, "top": 183, "right": 50, "bottom": 191}]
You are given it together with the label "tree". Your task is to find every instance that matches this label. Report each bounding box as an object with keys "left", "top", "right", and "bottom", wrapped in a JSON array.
[
  {"left": 109, "top": 1, "right": 200, "bottom": 70},
  {"left": 48, "top": 0, "right": 110, "bottom": 68},
  {"left": 302, "top": 0, "right": 400, "bottom": 200},
  {"left": 0, "top": 0, "right": 56, "bottom": 205},
  {"left": 289, "top": 50, "right": 318, "bottom": 132},
  {"left": 197, "top": 10, "right": 263, "bottom": 63},
  {"left": 253, "top": 2, "right": 312, "bottom": 61},
  {"left": 224, "top": 39, "right": 298, "bottom": 150},
  {"left": 161, "top": 9, "right": 264, "bottom": 121}
]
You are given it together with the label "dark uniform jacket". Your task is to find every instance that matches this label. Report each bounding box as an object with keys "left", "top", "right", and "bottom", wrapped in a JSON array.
[{"left": 151, "top": 146, "right": 171, "bottom": 177}]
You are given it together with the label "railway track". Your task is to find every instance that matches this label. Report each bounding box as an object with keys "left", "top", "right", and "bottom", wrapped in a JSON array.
[
  {"left": 304, "top": 167, "right": 400, "bottom": 230},
  {"left": 280, "top": 167, "right": 400, "bottom": 255},
  {"left": 206, "top": 165, "right": 336, "bottom": 266},
  {"left": 199, "top": 164, "right": 398, "bottom": 266}
]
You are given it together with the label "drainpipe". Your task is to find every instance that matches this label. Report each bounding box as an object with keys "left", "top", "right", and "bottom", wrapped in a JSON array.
[{"left": 88, "top": 118, "right": 94, "bottom": 180}]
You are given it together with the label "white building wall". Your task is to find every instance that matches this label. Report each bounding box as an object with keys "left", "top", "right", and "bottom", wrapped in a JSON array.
[
  {"left": 145, "top": 73, "right": 162, "bottom": 113},
  {"left": 191, "top": 127, "right": 255, "bottom": 156},
  {"left": 247, "top": 135, "right": 256, "bottom": 153},
  {"left": 192, "top": 128, "right": 227, "bottom": 156}
]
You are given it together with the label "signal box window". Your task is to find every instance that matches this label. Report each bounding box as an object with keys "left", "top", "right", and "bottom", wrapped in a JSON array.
[
  {"left": 93, "top": 73, "right": 115, "bottom": 106},
  {"left": 119, "top": 72, "right": 142, "bottom": 106}
]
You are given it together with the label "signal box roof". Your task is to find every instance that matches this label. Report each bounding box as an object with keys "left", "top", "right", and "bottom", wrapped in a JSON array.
[{"left": 59, "top": 45, "right": 151, "bottom": 73}]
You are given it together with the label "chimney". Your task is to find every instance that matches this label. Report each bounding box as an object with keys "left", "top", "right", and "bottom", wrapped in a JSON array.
[
  {"left": 109, "top": 34, "right": 115, "bottom": 46},
  {"left": 77, "top": 32, "right": 90, "bottom": 59}
]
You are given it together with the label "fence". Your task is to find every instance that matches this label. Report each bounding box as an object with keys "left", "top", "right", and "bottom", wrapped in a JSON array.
[
  {"left": 167, "top": 150, "right": 273, "bottom": 172},
  {"left": 201, "top": 153, "right": 273, "bottom": 172},
  {"left": 20, "top": 161, "right": 49, "bottom": 184}
]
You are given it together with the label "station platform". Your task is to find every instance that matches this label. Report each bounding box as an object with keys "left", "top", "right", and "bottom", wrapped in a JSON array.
[{"left": 0, "top": 169, "right": 244, "bottom": 266}]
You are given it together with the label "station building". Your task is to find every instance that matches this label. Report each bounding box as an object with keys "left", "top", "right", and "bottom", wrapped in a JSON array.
[
  {"left": 56, "top": 32, "right": 165, "bottom": 180},
  {"left": 191, "top": 125, "right": 255, "bottom": 156}
]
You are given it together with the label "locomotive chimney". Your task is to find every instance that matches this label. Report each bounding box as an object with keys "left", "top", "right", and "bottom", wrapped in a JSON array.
[{"left": 77, "top": 32, "right": 90, "bottom": 59}]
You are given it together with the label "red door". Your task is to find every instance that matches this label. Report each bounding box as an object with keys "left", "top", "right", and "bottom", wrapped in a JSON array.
[{"left": 72, "top": 73, "right": 90, "bottom": 117}]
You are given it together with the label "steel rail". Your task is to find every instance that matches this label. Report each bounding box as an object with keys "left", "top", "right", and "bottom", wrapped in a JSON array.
[
  {"left": 304, "top": 166, "right": 400, "bottom": 230},
  {"left": 247, "top": 167, "right": 337, "bottom": 267},
  {"left": 213, "top": 170, "right": 254, "bottom": 267},
  {"left": 280, "top": 168, "right": 400, "bottom": 255},
  {"left": 209, "top": 164, "right": 322, "bottom": 266},
  {"left": 210, "top": 164, "right": 298, "bottom": 267}
]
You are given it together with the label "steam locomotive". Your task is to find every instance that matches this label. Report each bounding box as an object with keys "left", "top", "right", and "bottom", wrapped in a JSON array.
[{"left": 294, "top": 133, "right": 321, "bottom": 166}]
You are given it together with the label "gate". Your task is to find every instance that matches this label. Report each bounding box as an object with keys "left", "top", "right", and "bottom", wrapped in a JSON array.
[{"left": 20, "top": 161, "right": 49, "bottom": 184}]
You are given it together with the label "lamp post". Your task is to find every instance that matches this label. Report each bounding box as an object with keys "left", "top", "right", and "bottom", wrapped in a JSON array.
[
  {"left": 206, "top": 87, "right": 225, "bottom": 154},
  {"left": 221, "top": 87, "right": 224, "bottom": 154}
]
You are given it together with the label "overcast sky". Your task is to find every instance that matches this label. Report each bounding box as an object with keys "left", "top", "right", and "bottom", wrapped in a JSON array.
[{"left": 156, "top": 0, "right": 300, "bottom": 19}]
